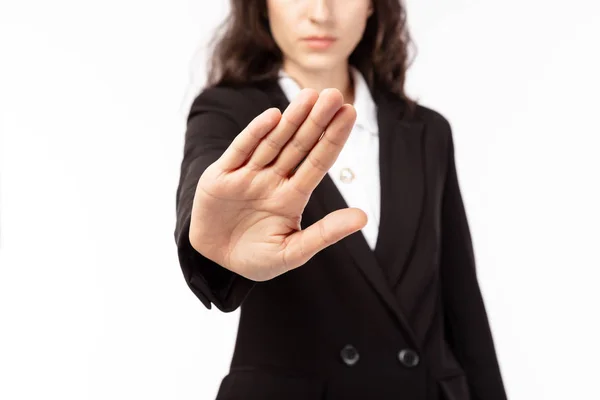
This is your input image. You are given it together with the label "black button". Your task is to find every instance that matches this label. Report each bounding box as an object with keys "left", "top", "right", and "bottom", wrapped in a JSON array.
[
  {"left": 340, "top": 344, "right": 360, "bottom": 366},
  {"left": 398, "top": 348, "right": 419, "bottom": 368}
]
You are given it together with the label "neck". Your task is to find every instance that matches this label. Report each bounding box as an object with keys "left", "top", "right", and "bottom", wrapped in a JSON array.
[{"left": 282, "top": 61, "right": 355, "bottom": 104}]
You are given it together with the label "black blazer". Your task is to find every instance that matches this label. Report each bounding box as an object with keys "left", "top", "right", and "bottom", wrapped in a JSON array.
[{"left": 174, "top": 79, "right": 507, "bottom": 400}]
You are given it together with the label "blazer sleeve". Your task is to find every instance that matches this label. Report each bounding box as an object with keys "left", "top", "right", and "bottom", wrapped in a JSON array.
[
  {"left": 439, "top": 122, "right": 508, "bottom": 400},
  {"left": 174, "top": 87, "right": 256, "bottom": 312}
]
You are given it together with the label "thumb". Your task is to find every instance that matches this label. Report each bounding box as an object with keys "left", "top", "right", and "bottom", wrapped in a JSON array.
[{"left": 282, "top": 208, "right": 368, "bottom": 271}]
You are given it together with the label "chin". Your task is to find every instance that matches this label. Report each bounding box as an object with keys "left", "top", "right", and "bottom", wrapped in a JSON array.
[{"left": 296, "top": 53, "right": 346, "bottom": 73}]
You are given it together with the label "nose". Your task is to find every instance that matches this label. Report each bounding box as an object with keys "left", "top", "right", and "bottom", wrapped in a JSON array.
[{"left": 307, "top": 0, "right": 331, "bottom": 24}]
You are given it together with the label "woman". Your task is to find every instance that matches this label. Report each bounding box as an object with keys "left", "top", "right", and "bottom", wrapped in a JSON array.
[{"left": 174, "top": 0, "right": 507, "bottom": 399}]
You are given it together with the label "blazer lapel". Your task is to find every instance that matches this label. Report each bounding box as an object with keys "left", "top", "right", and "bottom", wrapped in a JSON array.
[
  {"left": 372, "top": 90, "right": 426, "bottom": 288},
  {"left": 260, "top": 80, "right": 424, "bottom": 346}
]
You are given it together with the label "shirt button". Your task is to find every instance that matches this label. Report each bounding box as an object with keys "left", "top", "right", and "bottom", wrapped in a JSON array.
[
  {"left": 398, "top": 348, "right": 420, "bottom": 368},
  {"left": 340, "top": 344, "right": 360, "bottom": 366},
  {"left": 339, "top": 167, "right": 355, "bottom": 183}
]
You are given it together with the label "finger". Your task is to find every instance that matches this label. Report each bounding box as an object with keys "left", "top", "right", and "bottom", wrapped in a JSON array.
[
  {"left": 216, "top": 108, "right": 281, "bottom": 171},
  {"left": 282, "top": 208, "right": 368, "bottom": 270},
  {"left": 246, "top": 88, "right": 318, "bottom": 170},
  {"left": 271, "top": 88, "right": 345, "bottom": 177},
  {"left": 289, "top": 104, "right": 356, "bottom": 195}
]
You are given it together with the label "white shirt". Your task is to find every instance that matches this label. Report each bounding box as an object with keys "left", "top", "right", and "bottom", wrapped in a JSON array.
[{"left": 278, "top": 67, "right": 381, "bottom": 250}]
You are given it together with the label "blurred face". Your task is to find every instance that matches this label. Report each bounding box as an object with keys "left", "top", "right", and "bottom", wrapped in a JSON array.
[{"left": 266, "top": 0, "right": 373, "bottom": 73}]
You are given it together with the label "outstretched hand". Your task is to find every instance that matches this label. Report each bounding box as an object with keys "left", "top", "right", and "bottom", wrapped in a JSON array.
[{"left": 189, "top": 88, "right": 367, "bottom": 282}]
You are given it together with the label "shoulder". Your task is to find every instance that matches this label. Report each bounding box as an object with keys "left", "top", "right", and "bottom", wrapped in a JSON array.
[
  {"left": 413, "top": 103, "right": 452, "bottom": 134},
  {"left": 188, "top": 82, "right": 274, "bottom": 129},
  {"left": 374, "top": 86, "right": 453, "bottom": 144},
  {"left": 408, "top": 103, "right": 454, "bottom": 151}
]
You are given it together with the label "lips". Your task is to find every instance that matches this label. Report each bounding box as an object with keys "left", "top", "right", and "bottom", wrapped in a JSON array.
[
  {"left": 301, "top": 36, "right": 337, "bottom": 49},
  {"left": 303, "top": 36, "right": 336, "bottom": 41}
]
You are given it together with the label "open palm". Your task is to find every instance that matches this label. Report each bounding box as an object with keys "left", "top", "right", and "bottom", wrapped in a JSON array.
[{"left": 189, "top": 88, "right": 367, "bottom": 282}]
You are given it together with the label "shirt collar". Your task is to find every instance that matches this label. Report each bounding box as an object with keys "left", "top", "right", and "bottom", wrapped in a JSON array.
[{"left": 277, "top": 66, "right": 378, "bottom": 135}]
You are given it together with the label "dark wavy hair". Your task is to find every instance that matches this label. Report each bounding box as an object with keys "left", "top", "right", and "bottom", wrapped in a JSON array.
[{"left": 206, "top": 0, "right": 417, "bottom": 113}]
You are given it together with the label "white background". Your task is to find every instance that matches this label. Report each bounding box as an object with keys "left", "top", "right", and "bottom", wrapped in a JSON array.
[{"left": 1, "top": 0, "right": 599, "bottom": 399}]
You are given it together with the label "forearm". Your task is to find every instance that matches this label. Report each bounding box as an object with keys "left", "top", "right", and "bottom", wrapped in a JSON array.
[{"left": 173, "top": 88, "right": 257, "bottom": 312}]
